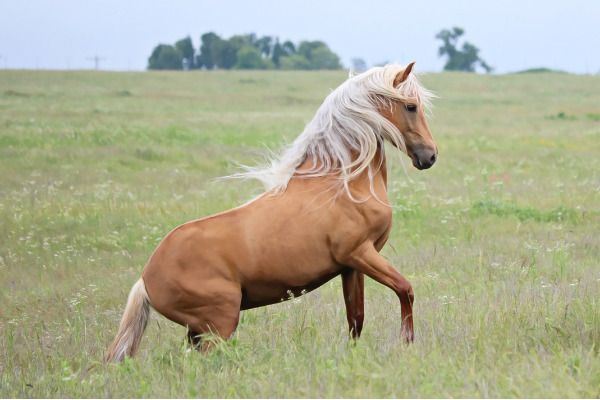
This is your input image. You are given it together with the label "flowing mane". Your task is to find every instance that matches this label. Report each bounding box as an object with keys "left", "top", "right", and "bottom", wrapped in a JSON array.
[{"left": 232, "top": 64, "right": 436, "bottom": 198}]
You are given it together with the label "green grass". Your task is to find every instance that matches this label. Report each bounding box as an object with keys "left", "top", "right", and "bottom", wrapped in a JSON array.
[{"left": 1, "top": 69, "right": 599, "bottom": 397}]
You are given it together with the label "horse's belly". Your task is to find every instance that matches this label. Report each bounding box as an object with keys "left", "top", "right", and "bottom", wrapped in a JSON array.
[
  {"left": 236, "top": 233, "right": 339, "bottom": 307},
  {"left": 239, "top": 267, "right": 342, "bottom": 310}
]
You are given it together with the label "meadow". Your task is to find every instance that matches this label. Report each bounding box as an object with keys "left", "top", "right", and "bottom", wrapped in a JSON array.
[{"left": 0, "top": 68, "right": 599, "bottom": 397}]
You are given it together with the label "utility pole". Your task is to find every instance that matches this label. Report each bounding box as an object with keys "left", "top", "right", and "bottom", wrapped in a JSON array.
[{"left": 87, "top": 55, "right": 105, "bottom": 70}]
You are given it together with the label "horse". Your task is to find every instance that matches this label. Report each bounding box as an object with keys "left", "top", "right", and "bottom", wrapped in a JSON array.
[{"left": 105, "top": 62, "right": 437, "bottom": 362}]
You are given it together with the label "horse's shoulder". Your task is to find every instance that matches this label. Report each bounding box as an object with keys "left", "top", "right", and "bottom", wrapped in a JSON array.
[{"left": 327, "top": 195, "right": 392, "bottom": 259}]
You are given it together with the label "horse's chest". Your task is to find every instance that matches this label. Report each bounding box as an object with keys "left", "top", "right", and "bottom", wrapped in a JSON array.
[{"left": 357, "top": 201, "right": 393, "bottom": 237}]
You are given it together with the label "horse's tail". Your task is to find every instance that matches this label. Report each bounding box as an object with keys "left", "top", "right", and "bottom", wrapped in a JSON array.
[{"left": 104, "top": 278, "right": 151, "bottom": 363}]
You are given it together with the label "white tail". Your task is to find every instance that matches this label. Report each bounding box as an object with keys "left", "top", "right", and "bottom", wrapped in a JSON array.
[{"left": 104, "top": 278, "right": 150, "bottom": 363}]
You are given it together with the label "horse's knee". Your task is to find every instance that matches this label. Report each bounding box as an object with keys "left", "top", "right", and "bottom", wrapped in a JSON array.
[
  {"left": 396, "top": 280, "right": 414, "bottom": 305},
  {"left": 407, "top": 288, "right": 414, "bottom": 304}
]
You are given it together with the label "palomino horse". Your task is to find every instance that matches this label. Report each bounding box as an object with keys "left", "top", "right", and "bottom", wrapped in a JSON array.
[{"left": 105, "top": 62, "right": 437, "bottom": 362}]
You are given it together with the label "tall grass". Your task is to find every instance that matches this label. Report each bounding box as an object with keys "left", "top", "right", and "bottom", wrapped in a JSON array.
[{"left": 1, "top": 69, "right": 599, "bottom": 397}]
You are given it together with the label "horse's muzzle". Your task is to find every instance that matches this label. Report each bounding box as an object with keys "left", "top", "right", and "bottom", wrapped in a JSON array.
[{"left": 413, "top": 148, "right": 437, "bottom": 170}]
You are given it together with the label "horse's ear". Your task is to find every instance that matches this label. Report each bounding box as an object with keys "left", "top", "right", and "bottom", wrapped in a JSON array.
[{"left": 393, "top": 61, "right": 416, "bottom": 87}]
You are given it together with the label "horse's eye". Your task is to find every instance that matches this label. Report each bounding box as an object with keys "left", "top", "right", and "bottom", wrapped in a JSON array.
[{"left": 405, "top": 104, "right": 417, "bottom": 112}]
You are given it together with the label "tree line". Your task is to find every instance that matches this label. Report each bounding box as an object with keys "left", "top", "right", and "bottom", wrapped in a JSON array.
[
  {"left": 148, "top": 33, "right": 342, "bottom": 71},
  {"left": 148, "top": 27, "right": 492, "bottom": 73}
]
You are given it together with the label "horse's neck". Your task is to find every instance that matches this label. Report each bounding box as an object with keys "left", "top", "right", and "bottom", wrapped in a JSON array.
[
  {"left": 374, "top": 146, "right": 388, "bottom": 187},
  {"left": 295, "top": 147, "right": 388, "bottom": 189}
]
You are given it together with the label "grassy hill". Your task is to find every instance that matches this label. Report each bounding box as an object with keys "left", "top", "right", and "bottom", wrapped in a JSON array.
[{"left": 1, "top": 69, "right": 599, "bottom": 397}]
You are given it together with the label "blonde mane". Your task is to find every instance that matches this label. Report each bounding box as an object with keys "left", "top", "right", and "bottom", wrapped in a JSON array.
[{"left": 232, "top": 64, "right": 435, "bottom": 199}]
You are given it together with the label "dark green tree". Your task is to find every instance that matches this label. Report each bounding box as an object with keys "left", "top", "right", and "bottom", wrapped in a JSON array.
[
  {"left": 157, "top": 47, "right": 184, "bottom": 70},
  {"left": 234, "top": 47, "right": 266, "bottom": 69},
  {"left": 298, "top": 41, "right": 324, "bottom": 62},
  {"left": 213, "top": 35, "right": 248, "bottom": 69},
  {"left": 271, "top": 38, "right": 285, "bottom": 67},
  {"left": 311, "top": 46, "right": 342, "bottom": 70},
  {"left": 196, "top": 32, "right": 221, "bottom": 69},
  {"left": 297, "top": 41, "right": 342, "bottom": 70},
  {"left": 148, "top": 44, "right": 169, "bottom": 69},
  {"left": 148, "top": 44, "right": 183, "bottom": 70},
  {"left": 175, "top": 36, "right": 195, "bottom": 69},
  {"left": 243, "top": 33, "right": 258, "bottom": 47},
  {"left": 279, "top": 53, "right": 312, "bottom": 70},
  {"left": 255, "top": 36, "right": 273, "bottom": 57},
  {"left": 436, "top": 27, "right": 492, "bottom": 73},
  {"left": 282, "top": 40, "right": 296, "bottom": 55}
]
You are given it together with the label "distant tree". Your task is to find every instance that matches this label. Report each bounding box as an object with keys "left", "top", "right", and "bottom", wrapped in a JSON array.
[
  {"left": 157, "top": 47, "right": 184, "bottom": 70},
  {"left": 436, "top": 27, "right": 492, "bottom": 73},
  {"left": 262, "top": 57, "right": 276, "bottom": 70},
  {"left": 243, "top": 33, "right": 258, "bottom": 47},
  {"left": 212, "top": 35, "right": 250, "bottom": 69},
  {"left": 282, "top": 40, "right": 296, "bottom": 55},
  {"left": 234, "top": 47, "right": 270, "bottom": 69},
  {"left": 148, "top": 44, "right": 169, "bottom": 69},
  {"left": 196, "top": 32, "right": 221, "bottom": 69},
  {"left": 255, "top": 36, "right": 273, "bottom": 58},
  {"left": 298, "top": 41, "right": 342, "bottom": 70},
  {"left": 209, "top": 38, "right": 229, "bottom": 69},
  {"left": 297, "top": 41, "right": 324, "bottom": 62},
  {"left": 279, "top": 53, "right": 312, "bottom": 70},
  {"left": 148, "top": 44, "right": 183, "bottom": 70},
  {"left": 271, "top": 38, "right": 285, "bottom": 68},
  {"left": 175, "top": 36, "right": 195, "bottom": 70},
  {"left": 310, "top": 46, "right": 342, "bottom": 70},
  {"left": 351, "top": 58, "right": 368, "bottom": 72}
]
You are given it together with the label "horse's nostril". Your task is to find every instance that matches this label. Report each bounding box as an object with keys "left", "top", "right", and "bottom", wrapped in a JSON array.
[{"left": 430, "top": 153, "right": 436, "bottom": 164}]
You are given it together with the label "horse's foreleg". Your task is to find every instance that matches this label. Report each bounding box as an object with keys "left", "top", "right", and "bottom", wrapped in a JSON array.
[
  {"left": 341, "top": 269, "right": 364, "bottom": 340},
  {"left": 342, "top": 245, "right": 414, "bottom": 343}
]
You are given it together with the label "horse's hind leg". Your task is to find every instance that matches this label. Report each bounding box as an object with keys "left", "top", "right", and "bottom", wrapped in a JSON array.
[
  {"left": 187, "top": 330, "right": 202, "bottom": 350},
  {"left": 341, "top": 269, "right": 364, "bottom": 339},
  {"left": 180, "top": 284, "right": 242, "bottom": 353}
]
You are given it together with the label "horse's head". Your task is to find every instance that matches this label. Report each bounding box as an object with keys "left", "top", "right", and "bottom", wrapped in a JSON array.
[{"left": 381, "top": 62, "right": 438, "bottom": 170}]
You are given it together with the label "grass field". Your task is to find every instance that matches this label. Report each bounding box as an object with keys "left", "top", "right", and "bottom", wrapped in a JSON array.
[{"left": 1, "top": 68, "right": 599, "bottom": 397}]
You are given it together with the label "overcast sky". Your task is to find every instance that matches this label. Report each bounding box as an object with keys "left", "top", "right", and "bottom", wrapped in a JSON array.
[{"left": 1, "top": 0, "right": 599, "bottom": 74}]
